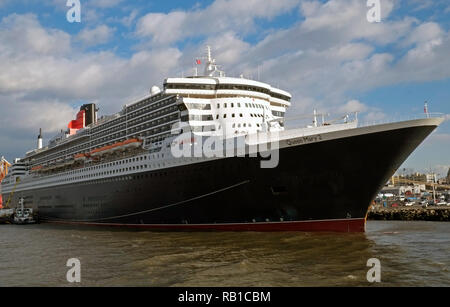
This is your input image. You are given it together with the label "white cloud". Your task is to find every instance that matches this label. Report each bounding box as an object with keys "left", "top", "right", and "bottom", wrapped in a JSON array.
[
  {"left": 0, "top": 13, "right": 182, "bottom": 156},
  {"left": 403, "top": 22, "right": 443, "bottom": 46},
  {"left": 364, "top": 111, "right": 387, "bottom": 122},
  {"left": 1, "top": 100, "right": 77, "bottom": 132},
  {"left": 120, "top": 9, "right": 139, "bottom": 28},
  {"left": 409, "top": 0, "right": 434, "bottom": 12},
  {"left": 76, "top": 25, "right": 115, "bottom": 46},
  {"left": 211, "top": 0, "right": 450, "bottom": 116},
  {"left": 0, "top": 14, "right": 71, "bottom": 56},
  {"left": 136, "top": 0, "right": 300, "bottom": 45},
  {"left": 337, "top": 100, "right": 369, "bottom": 114},
  {"left": 89, "top": 0, "right": 124, "bottom": 8}
]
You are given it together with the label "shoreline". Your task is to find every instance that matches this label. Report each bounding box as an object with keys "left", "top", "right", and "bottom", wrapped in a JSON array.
[{"left": 367, "top": 206, "right": 450, "bottom": 221}]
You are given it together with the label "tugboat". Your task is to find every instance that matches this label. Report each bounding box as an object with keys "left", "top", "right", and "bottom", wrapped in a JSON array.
[{"left": 13, "top": 198, "right": 37, "bottom": 225}]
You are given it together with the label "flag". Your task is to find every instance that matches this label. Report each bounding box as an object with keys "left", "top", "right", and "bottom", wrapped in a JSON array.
[
  {"left": 424, "top": 102, "right": 428, "bottom": 114},
  {"left": 196, "top": 59, "right": 201, "bottom": 65}
]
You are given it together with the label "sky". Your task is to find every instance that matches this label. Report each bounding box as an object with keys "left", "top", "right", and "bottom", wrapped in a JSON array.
[{"left": 0, "top": 0, "right": 449, "bottom": 177}]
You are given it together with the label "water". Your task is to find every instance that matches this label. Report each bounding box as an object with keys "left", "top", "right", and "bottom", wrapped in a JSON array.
[{"left": 0, "top": 221, "right": 448, "bottom": 287}]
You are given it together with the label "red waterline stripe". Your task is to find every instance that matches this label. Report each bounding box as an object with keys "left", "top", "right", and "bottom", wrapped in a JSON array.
[{"left": 45, "top": 218, "right": 366, "bottom": 233}]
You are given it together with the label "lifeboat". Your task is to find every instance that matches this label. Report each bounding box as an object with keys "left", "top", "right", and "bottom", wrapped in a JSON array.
[
  {"left": 90, "top": 145, "right": 109, "bottom": 157},
  {"left": 103, "top": 143, "right": 119, "bottom": 155},
  {"left": 74, "top": 153, "right": 88, "bottom": 161},
  {"left": 31, "top": 165, "right": 43, "bottom": 172},
  {"left": 109, "top": 142, "right": 123, "bottom": 153},
  {"left": 65, "top": 160, "right": 75, "bottom": 166},
  {"left": 90, "top": 139, "right": 142, "bottom": 156},
  {"left": 122, "top": 138, "right": 142, "bottom": 149}
]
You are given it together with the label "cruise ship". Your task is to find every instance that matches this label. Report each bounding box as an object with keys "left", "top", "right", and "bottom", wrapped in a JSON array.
[{"left": 0, "top": 47, "right": 445, "bottom": 232}]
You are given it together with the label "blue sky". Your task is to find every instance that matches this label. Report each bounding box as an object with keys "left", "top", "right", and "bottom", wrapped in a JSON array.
[{"left": 0, "top": 0, "right": 449, "bottom": 177}]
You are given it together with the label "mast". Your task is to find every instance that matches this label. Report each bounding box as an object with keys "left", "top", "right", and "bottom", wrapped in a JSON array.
[{"left": 203, "top": 46, "right": 225, "bottom": 77}]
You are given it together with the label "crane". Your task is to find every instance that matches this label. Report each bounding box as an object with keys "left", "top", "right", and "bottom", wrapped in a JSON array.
[
  {"left": 0, "top": 157, "right": 12, "bottom": 209},
  {"left": 4, "top": 177, "right": 21, "bottom": 209}
]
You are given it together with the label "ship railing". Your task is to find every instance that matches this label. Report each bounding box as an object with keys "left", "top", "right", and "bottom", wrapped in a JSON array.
[
  {"left": 357, "top": 112, "right": 447, "bottom": 128},
  {"left": 282, "top": 112, "right": 447, "bottom": 130},
  {"left": 282, "top": 111, "right": 358, "bottom": 129}
]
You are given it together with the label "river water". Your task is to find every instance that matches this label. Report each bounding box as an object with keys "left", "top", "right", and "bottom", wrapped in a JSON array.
[{"left": 0, "top": 221, "right": 448, "bottom": 287}]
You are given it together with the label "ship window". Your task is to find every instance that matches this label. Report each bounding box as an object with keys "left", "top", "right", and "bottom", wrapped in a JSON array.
[
  {"left": 223, "top": 114, "right": 227, "bottom": 118},
  {"left": 232, "top": 114, "right": 235, "bottom": 118},
  {"left": 239, "top": 114, "right": 243, "bottom": 117}
]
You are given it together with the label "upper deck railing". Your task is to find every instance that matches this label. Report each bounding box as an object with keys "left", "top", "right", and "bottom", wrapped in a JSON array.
[
  {"left": 283, "top": 111, "right": 447, "bottom": 130},
  {"left": 357, "top": 112, "right": 447, "bottom": 128}
]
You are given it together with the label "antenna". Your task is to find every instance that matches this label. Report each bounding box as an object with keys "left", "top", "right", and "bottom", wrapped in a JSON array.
[
  {"left": 206, "top": 45, "right": 212, "bottom": 63},
  {"left": 200, "top": 45, "right": 225, "bottom": 77},
  {"left": 424, "top": 101, "right": 429, "bottom": 118}
]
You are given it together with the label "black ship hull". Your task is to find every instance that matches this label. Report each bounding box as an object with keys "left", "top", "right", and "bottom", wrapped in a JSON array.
[{"left": 2, "top": 123, "right": 438, "bottom": 232}]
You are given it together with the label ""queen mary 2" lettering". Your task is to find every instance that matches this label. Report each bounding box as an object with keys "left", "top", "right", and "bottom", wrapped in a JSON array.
[{"left": 287, "top": 135, "right": 323, "bottom": 146}]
